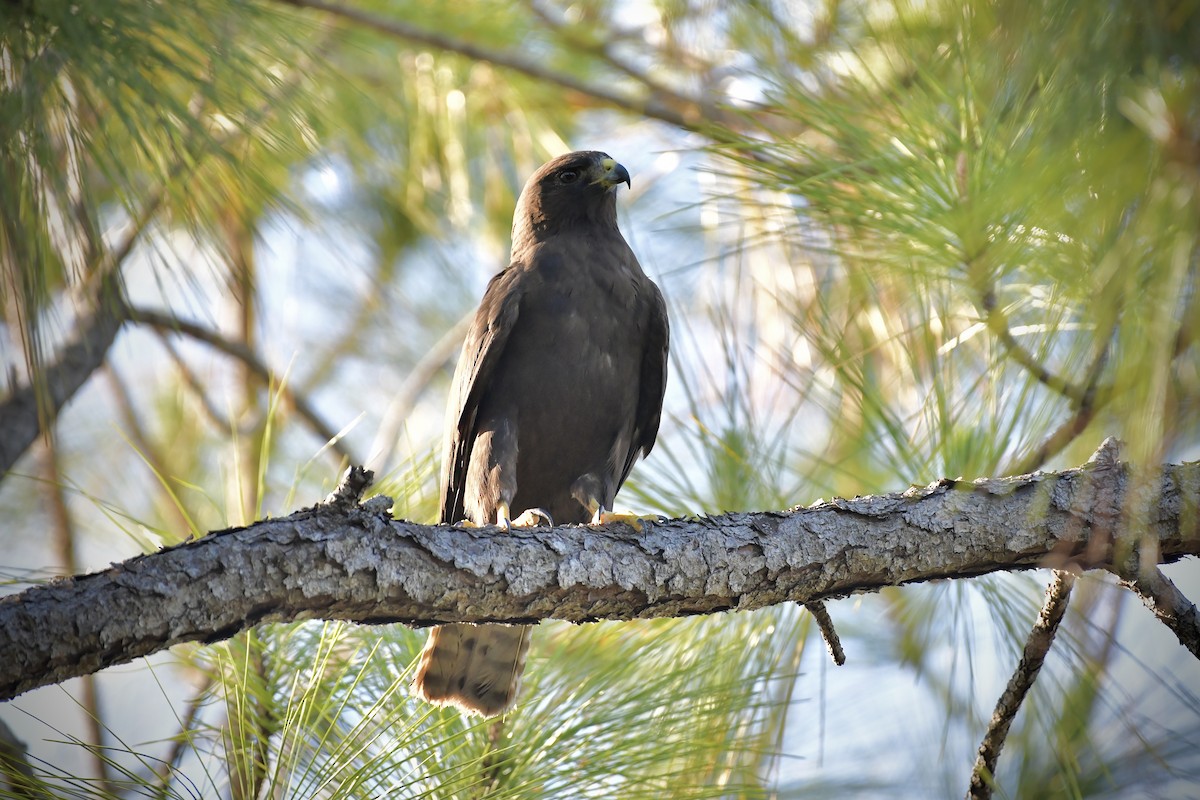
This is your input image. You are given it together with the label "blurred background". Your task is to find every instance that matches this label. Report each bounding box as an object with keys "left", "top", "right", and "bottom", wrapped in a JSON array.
[{"left": 2, "top": 0, "right": 1199, "bottom": 797}]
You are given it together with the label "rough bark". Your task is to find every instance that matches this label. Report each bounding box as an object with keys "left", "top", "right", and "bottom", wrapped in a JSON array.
[
  {"left": 1117, "top": 564, "right": 1200, "bottom": 658},
  {"left": 1, "top": 458, "right": 1198, "bottom": 702}
]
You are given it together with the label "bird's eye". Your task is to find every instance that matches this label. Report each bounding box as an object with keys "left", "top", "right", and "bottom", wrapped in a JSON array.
[{"left": 558, "top": 169, "right": 579, "bottom": 183}]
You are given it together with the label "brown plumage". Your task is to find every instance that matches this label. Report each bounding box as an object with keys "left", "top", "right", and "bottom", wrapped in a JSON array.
[{"left": 412, "top": 151, "right": 670, "bottom": 716}]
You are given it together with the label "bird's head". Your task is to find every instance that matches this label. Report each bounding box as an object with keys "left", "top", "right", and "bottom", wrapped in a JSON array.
[{"left": 512, "top": 151, "right": 631, "bottom": 245}]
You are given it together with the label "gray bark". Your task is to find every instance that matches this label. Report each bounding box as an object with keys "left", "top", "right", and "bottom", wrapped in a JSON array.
[
  {"left": 2, "top": 457, "right": 1198, "bottom": 702},
  {"left": 1118, "top": 564, "right": 1200, "bottom": 658}
]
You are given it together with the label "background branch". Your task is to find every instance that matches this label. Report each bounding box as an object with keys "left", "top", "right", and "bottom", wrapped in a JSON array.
[
  {"left": 0, "top": 290, "right": 126, "bottom": 476},
  {"left": 0, "top": 37, "right": 331, "bottom": 481},
  {"left": 524, "top": 0, "right": 721, "bottom": 123},
  {"left": 365, "top": 311, "right": 471, "bottom": 473},
  {"left": 127, "top": 306, "right": 357, "bottom": 466},
  {"left": 274, "top": 0, "right": 729, "bottom": 133}
]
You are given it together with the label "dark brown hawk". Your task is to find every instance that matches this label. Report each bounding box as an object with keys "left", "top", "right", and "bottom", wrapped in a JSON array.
[{"left": 412, "top": 151, "right": 670, "bottom": 716}]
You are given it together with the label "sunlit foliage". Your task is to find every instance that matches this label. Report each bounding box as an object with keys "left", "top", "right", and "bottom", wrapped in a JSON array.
[{"left": 1, "top": 0, "right": 1198, "bottom": 797}]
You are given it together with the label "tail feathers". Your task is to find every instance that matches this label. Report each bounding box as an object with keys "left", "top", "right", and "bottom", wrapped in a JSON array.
[{"left": 413, "top": 623, "right": 531, "bottom": 717}]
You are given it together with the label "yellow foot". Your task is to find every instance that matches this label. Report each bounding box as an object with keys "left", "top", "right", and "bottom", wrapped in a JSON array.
[
  {"left": 588, "top": 506, "right": 658, "bottom": 532},
  {"left": 454, "top": 504, "right": 553, "bottom": 528},
  {"left": 497, "top": 502, "right": 553, "bottom": 529}
]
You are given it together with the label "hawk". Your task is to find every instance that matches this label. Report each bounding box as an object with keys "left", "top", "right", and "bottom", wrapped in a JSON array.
[{"left": 412, "top": 151, "right": 670, "bottom": 716}]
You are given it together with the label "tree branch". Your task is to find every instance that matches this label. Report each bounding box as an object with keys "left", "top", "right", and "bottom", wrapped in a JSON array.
[
  {"left": 0, "top": 290, "right": 126, "bottom": 475},
  {"left": 1, "top": 456, "right": 1197, "bottom": 702},
  {"left": 1116, "top": 564, "right": 1200, "bottom": 659},
  {"left": 127, "top": 306, "right": 357, "bottom": 466},
  {"left": 524, "top": 0, "right": 722, "bottom": 123},
  {"left": 968, "top": 437, "right": 1122, "bottom": 796},
  {"left": 980, "top": 299, "right": 1088, "bottom": 403},
  {"left": 1009, "top": 333, "right": 1111, "bottom": 476},
  {"left": 802, "top": 600, "right": 846, "bottom": 666},
  {"left": 966, "top": 569, "right": 1077, "bottom": 798},
  {"left": 273, "top": 0, "right": 717, "bottom": 132},
  {"left": 0, "top": 37, "right": 333, "bottom": 481}
]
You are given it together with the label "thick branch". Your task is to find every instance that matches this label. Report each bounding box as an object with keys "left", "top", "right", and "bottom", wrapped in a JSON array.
[{"left": 2, "top": 457, "right": 1198, "bottom": 702}]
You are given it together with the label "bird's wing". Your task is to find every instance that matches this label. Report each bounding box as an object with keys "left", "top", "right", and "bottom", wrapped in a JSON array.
[
  {"left": 620, "top": 280, "right": 670, "bottom": 487},
  {"left": 438, "top": 265, "right": 526, "bottom": 524}
]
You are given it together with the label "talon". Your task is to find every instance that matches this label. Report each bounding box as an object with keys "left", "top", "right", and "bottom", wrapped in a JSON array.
[
  {"left": 496, "top": 502, "right": 552, "bottom": 528},
  {"left": 588, "top": 502, "right": 654, "bottom": 532},
  {"left": 511, "top": 507, "right": 554, "bottom": 527}
]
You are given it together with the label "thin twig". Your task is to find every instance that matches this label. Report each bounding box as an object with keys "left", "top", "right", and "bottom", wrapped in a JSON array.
[
  {"left": 476, "top": 716, "right": 518, "bottom": 796},
  {"left": 1012, "top": 408, "right": 1093, "bottom": 476},
  {"left": 323, "top": 465, "right": 374, "bottom": 507},
  {"left": 524, "top": 0, "right": 723, "bottom": 125},
  {"left": 802, "top": 601, "right": 846, "bottom": 666},
  {"left": 224, "top": 632, "right": 271, "bottom": 800},
  {"left": 155, "top": 336, "right": 250, "bottom": 436},
  {"left": 127, "top": 306, "right": 357, "bottom": 466},
  {"left": 1009, "top": 390, "right": 1099, "bottom": 476},
  {"left": 1116, "top": 565, "right": 1200, "bottom": 659},
  {"left": 978, "top": 288, "right": 1088, "bottom": 404},
  {"left": 1172, "top": 282, "right": 1196, "bottom": 359},
  {"left": 970, "top": 439, "right": 1121, "bottom": 796},
  {"left": 1009, "top": 316, "right": 1114, "bottom": 476},
  {"left": 967, "top": 569, "right": 1077, "bottom": 799}
]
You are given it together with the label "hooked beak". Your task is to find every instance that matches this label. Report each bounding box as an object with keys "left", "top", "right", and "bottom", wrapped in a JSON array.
[{"left": 595, "top": 157, "right": 632, "bottom": 191}]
